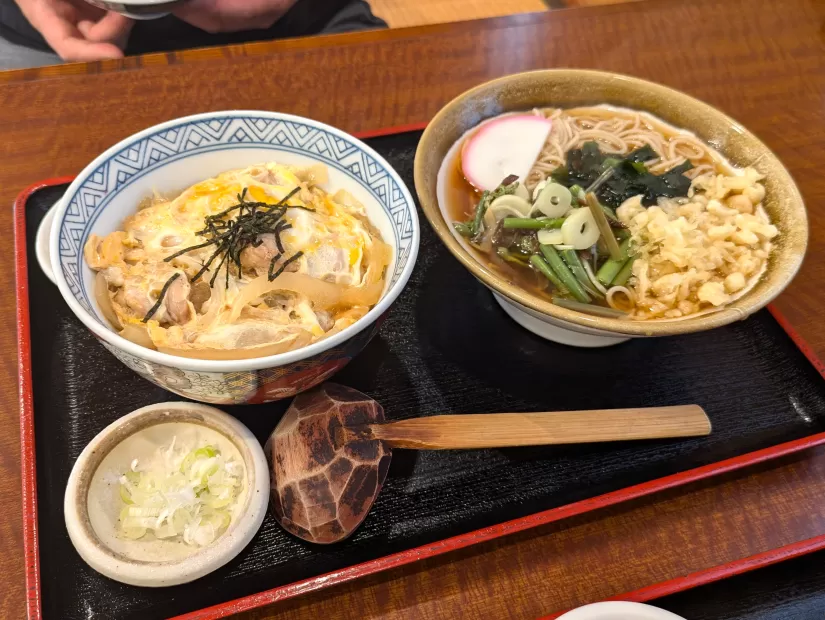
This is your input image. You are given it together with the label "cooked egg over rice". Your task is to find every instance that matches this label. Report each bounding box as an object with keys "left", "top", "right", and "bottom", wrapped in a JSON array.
[{"left": 84, "top": 163, "right": 391, "bottom": 360}]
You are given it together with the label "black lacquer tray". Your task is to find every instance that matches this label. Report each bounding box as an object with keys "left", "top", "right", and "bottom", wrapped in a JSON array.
[{"left": 16, "top": 130, "right": 825, "bottom": 620}]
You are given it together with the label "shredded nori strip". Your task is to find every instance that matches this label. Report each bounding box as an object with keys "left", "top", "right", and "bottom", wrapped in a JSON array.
[
  {"left": 164, "top": 186, "right": 307, "bottom": 290},
  {"left": 142, "top": 273, "right": 181, "bottom": 323},
  {"left": 267, "top": 252, "right": 283, "bottom": 280},
  {"left": 273, "top": 220, "right": 292, "bottom": 254},
  {"left": 163, "top": 239, "right": 217, "bottom": 262},
  {"left": 209, "top": 251, "right": 230, "bottom": 288},
  {"left": 268, "top": 251, "right": 304, "bottom": 282}
]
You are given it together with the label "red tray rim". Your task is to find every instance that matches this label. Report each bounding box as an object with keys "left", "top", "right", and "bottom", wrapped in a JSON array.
[{"left": 14, "top": 124, "right": 825, "bottom": 620}]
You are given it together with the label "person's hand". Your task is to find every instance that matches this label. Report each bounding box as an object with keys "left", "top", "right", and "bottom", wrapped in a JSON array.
[
  {"left": 173, "top": 0, "right": 298, "bottom": 33},
  {"left": 15, "top": 0, "right": 132, "bottom": 61}
]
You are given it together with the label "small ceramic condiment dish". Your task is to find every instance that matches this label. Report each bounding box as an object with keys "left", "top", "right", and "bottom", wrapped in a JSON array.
[
  {"left": 64, "top": 402, "right": 269, "bottom": 587},
  {"left": 556, "top": 602, "right": 687, "bottom": 620}
]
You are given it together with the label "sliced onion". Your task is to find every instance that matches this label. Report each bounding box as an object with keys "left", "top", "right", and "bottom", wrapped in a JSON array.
[
  {"left": 95, "top": 272, "right": 123, "bottom": 330},
  {"left": 229, "top": 273, "right": 383, "bottom": 324},
  {"left": 582, "top": 259, "right": 609, "bottom": 296},
  {"left": 362, "top": 238, "right": 392, "bottom": 287},
  {"left": 484, "top": 204, "right": 524, "bottom": 228},
  {"left": 120, "top": 322, "right": 156, "bottom": 349},
  {"left": 294, "top": 163, "right": 329, "bottom": 186},
  {"left": 606, "top": 286, "right": 636, "bottom": 312},
  {"left": 484, "top": 194, "right": 532, "bottom": 228},
  {"left": 320, "top": 306, "right": 371, "bottom": 339},
  {"left": 532, "top": 179, "right": 548, "bottom": 202},
  {"left": 489, "top": 195, "right": 532, "bottom": 216},
  {"left": 561, "top": 208, "right": 601, "bottom": 250},
  {"left": 514, "top": 183, "right": 530, "bottom": 202},
  {"left": 158, "top": 329, "right": 313, "bottom": 360},
  {"left": 533, "top": 183, "right": 572, "bottom": 218},
  {"left": 537, "top": 229, "right": 564, "bottom": 245},
  {"left": 331, "top": 189, "right": 365, "bottom": 212}
]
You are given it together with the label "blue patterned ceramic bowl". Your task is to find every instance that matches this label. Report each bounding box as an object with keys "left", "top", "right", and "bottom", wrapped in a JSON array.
[{"left": 50, "top": 111, "right": 419, "bottom": 404}]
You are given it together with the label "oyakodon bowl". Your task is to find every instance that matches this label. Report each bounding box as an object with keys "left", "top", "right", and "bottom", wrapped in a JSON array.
[
  {"left": 414, "top": 70, "right": 807, "bottom": 346},
  {"left": 50, "top": 111, "right": 419, "bottom": 404}
]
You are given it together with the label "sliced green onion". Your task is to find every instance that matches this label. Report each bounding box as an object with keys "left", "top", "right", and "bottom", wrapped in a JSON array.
[
  {"left": 180, "top": 445, "right": 218, "bottom": 473},
  {"left": 117, "top": 441, "right": 242, "bottom": 547}
]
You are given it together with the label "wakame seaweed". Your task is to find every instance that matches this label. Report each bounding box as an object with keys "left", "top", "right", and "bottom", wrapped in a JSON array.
[{"left": 550, "top": 141, "right": 693, "bottom": 208}]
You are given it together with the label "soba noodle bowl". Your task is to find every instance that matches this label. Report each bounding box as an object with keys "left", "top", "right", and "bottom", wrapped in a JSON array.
[{"left": 446, "top": 105, "right": 778, "bottom": 321}]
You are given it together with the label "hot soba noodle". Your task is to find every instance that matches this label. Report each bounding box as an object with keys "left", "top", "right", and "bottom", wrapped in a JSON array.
[
  {"left": 446, "top": 105, "right": 778, "bottom": 321},
  {"left": 526, "top": 106, "right": 722, "bottom": 189}
]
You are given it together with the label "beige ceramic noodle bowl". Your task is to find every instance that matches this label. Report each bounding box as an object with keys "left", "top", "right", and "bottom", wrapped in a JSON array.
[
  {"left": 85, "top": 162, "right": 393, "bottom": 360},
  {"left": 414, "top": 69, "right": 808, "bottom": 340},
  {"left": 517, "top": 105, "right": 779, "bottom": 321}
]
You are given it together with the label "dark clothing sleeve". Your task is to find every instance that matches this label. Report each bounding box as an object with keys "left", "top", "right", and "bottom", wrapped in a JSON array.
[{"left": 0, "top": 0, "right": 386, "bottom": 54}]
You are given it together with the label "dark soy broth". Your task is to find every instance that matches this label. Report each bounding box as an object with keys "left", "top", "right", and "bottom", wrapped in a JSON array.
[{"left": 444, "top": 148, "right": 556, "bottom": 302}]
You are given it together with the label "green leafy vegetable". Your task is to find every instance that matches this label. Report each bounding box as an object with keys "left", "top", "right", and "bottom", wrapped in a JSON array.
[
  {"left": 529, "top": 254, "right": 568, "bottom": 294},
  {"left": 454, "top": 180, "right": 519, "bottom": 241},
  {"left": 551, "top": 141, "right": 694, "bottom": 208},
  {"left": 502, "top": 217, "right": 564, "bottom": 230},
  {"left": 540, "top": 245, "right": 591, "bottom": 303}
]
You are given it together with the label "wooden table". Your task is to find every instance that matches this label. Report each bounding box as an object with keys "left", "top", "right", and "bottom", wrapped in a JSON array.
[{"left": 2, "top": 0, "right": 825, "bottom": 617}]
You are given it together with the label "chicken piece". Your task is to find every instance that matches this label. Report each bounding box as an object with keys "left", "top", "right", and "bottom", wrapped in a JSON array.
[
  {"left": 305, "top": 243, "right": 355, "bottom": 285},
  {"left": 241, "top": 234, "right": 302, "bottom": 277},
  {"left": 123, "top": 285, "right": 153, "bottom": 318},
  {"left": 241, "top": 234, "right": 280, "bottom": 274},
  {"left": 165, "top": 276, "right": 192, "bottom": 324}
]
